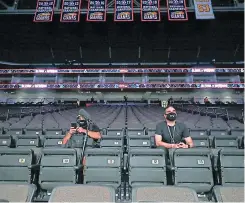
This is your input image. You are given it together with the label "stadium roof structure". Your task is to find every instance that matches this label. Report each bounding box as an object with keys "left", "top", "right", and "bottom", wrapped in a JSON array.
[
  {"left": 0, "top": 0, "right": 244, "bottom": 14},
  {"left": 0, "top": 0, "right": 243, "bottom": 65}
]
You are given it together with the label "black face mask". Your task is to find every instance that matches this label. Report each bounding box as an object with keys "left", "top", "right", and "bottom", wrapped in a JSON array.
[
  {"left": 77, "top": 119, "right": 87, "bottom": 128},
  {"left": 166, "top": 112, "right": 177, "bottom": 121}
]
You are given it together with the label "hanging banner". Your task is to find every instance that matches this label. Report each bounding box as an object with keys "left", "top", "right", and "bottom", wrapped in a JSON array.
[
  {"left": 141, "top": 0, "right": 160, "bottom": 21},
  {"left": 167, "top": 0, "right": 188, "bottom": 21},
  {"left": 193, "top": 0, "right": 215, "bottom": 19},
  {"left": 34, "top": 0, "right": 55, "bottom": 22},
  {"left": 87, "top": 0, "right": 107, "bottom": 21},
  {"left": 60, "top": 0, "right": 82, "bottom": 22},
  {"left": 114, "top": 0, "right": 134, "bottom": 21}
]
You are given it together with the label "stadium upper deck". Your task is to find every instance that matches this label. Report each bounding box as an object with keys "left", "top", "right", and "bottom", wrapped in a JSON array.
[{"left": 0, "top": 1, "right": 243, "bottom": 65}]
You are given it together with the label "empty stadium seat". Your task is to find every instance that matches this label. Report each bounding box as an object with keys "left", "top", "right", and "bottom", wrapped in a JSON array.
[
  {"left": 191, "top": 135, "right": 210, "bottom": 148},
  {"left": 39, "top": 149, "right": 80, "bottom": 193},
  {"left": 83, "top": 148, "right": 121, "bottom": 188},
  {"left": 132, "top": 186, "right": 199, "bottom": 202},
  {"left": 128, "top": 148, "right": 166, "bottom": 186},
  {"left": 45, "top": 129, "right": 63, "bottom": 136},
  {"left": 44, "top": 135, "right": 64, "bottom": 148},
  {"left": 0, "top": 183, "right": 36, "bottom": 202},
  {"left": 0, "top": 149, "right": 35, "bottom": 183},
  {"left": 25, "top": 128, "right": 42, "bottom": 136},
  {"left": 210, "top": 129, "right": 228, "bottom": 136},
  {"left": 212, "top": 186, "right": 244, "bottom": 202},
  {"left": 127, "top": 129, "right": 145, "bottom": 136},
  {"left": 16, "top": 135, "right": 41, "bottom": 148},
  {"left": 0, "top": 135, "right": 13, "bottom": 148},
  {"left": 8, "top": 129, "right": 23, "bottom": 136},
  {"left": 218, "top": 149, "right": 244, "bottom": 186},
  {"left": 49, "top": 185, "right": 116, "bottom": 202},
  {"left": 190, "top": 129, "right": 208, "bottom": 136},
  {"left": 172, "top": 148, "right": 214, "bottom": 193},
  {"left": 128, "top": 135, "right": 155, "bottom": 148},
  {"left": 230, "top": 129, "right": 244, "bottom": 137},
  {"left": 213, "top": 136, "right": 239, "bottom": 149},
  {"left": 107, "top": 128, "right": 124, "bottom": 136},
  {"left": 100, "top": 135, "right": 123, "bottom": 149}
]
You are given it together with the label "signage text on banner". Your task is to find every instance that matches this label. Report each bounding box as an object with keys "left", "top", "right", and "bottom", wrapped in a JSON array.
[
  {"left": 87, "top": 0, "right": 107, "bottom": 21},
  {"left": 60, "top": 0, "right": 82, "bottom": 22},
  {"left": 167, "top": 0, "right": 188, "bottom": 21},
  {"left": 193, "top": 0, "right": 215, "bottom": 19},
  {"left": 114, "top": 0, "right": 134, "bottom": 21},
  {"left": 141, "top": 0, "right": 160, "bottom": 21},
  {"left": 34, "top": 0, "right": 55, "bottom": 22}
]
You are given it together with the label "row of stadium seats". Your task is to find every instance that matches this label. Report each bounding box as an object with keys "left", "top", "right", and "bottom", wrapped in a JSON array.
[
  {"left": 0, "top": 105, "right": 243, "bottom": 130},
  {"left": 0, "top": 148, "right": 243, "bottom": 202},
  {"left": 0, "top": 132, "right": 244, "bottom": 150},
  {"left": 1, "top": 126, "right": 244, "bottom": 136}
]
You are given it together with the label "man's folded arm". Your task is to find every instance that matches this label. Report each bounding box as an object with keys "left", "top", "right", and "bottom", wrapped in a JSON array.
[{"left": 155, "top": 134, "right": 173, "bottom": 149}]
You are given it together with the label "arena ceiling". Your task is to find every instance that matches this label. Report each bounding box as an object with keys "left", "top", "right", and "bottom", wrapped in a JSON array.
[{"left": 0, "top": 0, "right": 243, "bottom": 65}]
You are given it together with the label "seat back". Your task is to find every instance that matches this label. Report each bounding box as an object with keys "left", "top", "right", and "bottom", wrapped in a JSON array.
[
  {"left": 84, "top": 148, "right": 121, "bottom": 188},
  {"left": 190, "top": 129, "right": 208, "bottom": 136},
  {"left": 25, "top": 129, "right": 42, "bottom": 136},
  {"left": 107, "top": 129, "right": 124, "bottom": 136},
  {"left": 230, "top": 129, "right": 244, "bottom": 137},
  {"left": 0, "top": 135, "right": 13, "bottom": 148},
  {"left": 129, "top": 148, "right": 166, "bottom": 186},
  {"left": 16, "top": 135, "right": 40, "bottom": 148},
  {"left": 0, "top": 149, "right": 33, "bottom": 183},
  {"left": 210, "top": 130, "right": 228, "bottom": 136},
  {"left": 127, "top": 129, "right": 145, "bottom": 136},
  {"left": 45, "top": 129, "right": 63, "bottom": 136},
  {"left": 39, "top": 149, "right": 77, "bottom": 192},
  {"left": 191, "top": 135, "right": 210, "bottom": 148},
  {"left": 100, "top": 136, "right": 123, "bottom": 149},
  {"left": 214, "top": 136, "right": 238, "bottom": 148},
  {"left": 219, "top": 149, "right": 244, "bottom": 186},
  {"left": 128, "top": 135, "right": 152, "bottom": 149},
  {"left": 173, "top": 149, "right": 213, "bottom": 193},
  {"left": 44, "top": 135, "right": 64, "bottom": 148}
]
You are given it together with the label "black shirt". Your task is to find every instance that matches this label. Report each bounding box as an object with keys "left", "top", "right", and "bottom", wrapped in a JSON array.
[
  {"left": 68, "top": 123, "right": 100, "bottom": 148},
  {"left": 155, "top": 121, "right": 190, "bottom": 144}
]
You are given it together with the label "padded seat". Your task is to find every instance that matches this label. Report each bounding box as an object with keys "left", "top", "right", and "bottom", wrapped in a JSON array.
[
  {"left": 214, "top": 136, "right": 239, "bottom": 149},
  {"left": 218, "top": 149, "right": 244, "bottom": 186},
  {"left": 44, "top": 135, "right": 64, "bottom": 148},
  {"left": 127, "top": 129, "right": 145, "bottom": 136},
  {"left": 173, "top": 148, "right": 214, "bottom": 193},
  {"left": 129, "top": 148, "right": 166, "bottom": 186},
  {"left": 210, "top": 129, "right": 228, "bottom": 136},
  {"left": 45, "top": 129, "right": 63, "bottom": 136},
  {"left": 0, "top": 149, "right": 34, "bottom": 183},
  {"left": 190, "top": 129, "right": 208, "bottom": 136},
  {"left": 213, "top": 186, "right": 244, "bottom": 202},
  {"left": 106, "top": 128, "right": 124, "bottom": 136},
  {"left": 83, "top": 148, "right": 121, "bottom": 188},
  {"left": 16, "top": 135, "right": 41, "bottom": 148},
  {"left": 100, "top": 136, "right": 123, "bottom": 149},
  {"left": 132, "top": 186, "right": 199, "bottom": 202},
  {"left": 128, "top": 135, "right": 154, "bottom": 148},
  {"left": 0, "top": 183, "right": 36, "bottom": 202},
  {"left": 49, "top": 185, "right": 116, "bottom": 202},
  {"left": 39, "top": 149, "right": 79, "bottom": 192},
  {"left": 191, "top": 135, "right": 210, "bottom": 148}
]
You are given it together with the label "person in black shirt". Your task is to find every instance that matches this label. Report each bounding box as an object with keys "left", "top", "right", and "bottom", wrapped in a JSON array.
[
  {"left": 62, "top": 115, "right": 101, "bottom": 145},
  {"left": 155, "top": 106, "right": 194, "bottom": 149}
]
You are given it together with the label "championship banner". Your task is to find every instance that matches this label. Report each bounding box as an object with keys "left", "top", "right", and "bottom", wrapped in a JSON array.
[
  {"left": 193, "top": 0, "right": 215, "bottom": 19},
  {"left": 141, "top": 0, "right": 160, "bottom": 21},
  {"left": 87, "top": 0, "right": 107, "bottom": 21},
  {"left": 33, "top": 0, "right": 55, "bottom": 22},
  {"left": 167, "top": 0, "right": 188, "bottom": 21},
  {"left": 60, "top": 0, "right": 82, "bottom": 22},
  {"left": 114, "top": 0, "right": 134, "bottom": 21}
]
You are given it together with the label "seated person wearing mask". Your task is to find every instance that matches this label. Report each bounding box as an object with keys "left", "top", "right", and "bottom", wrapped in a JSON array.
[
  {"left": 155, "top": 106, "right": 194, "bottom": 149},
  {"left": 62, "top": 111, "right": 101, "bottom": 147}
]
